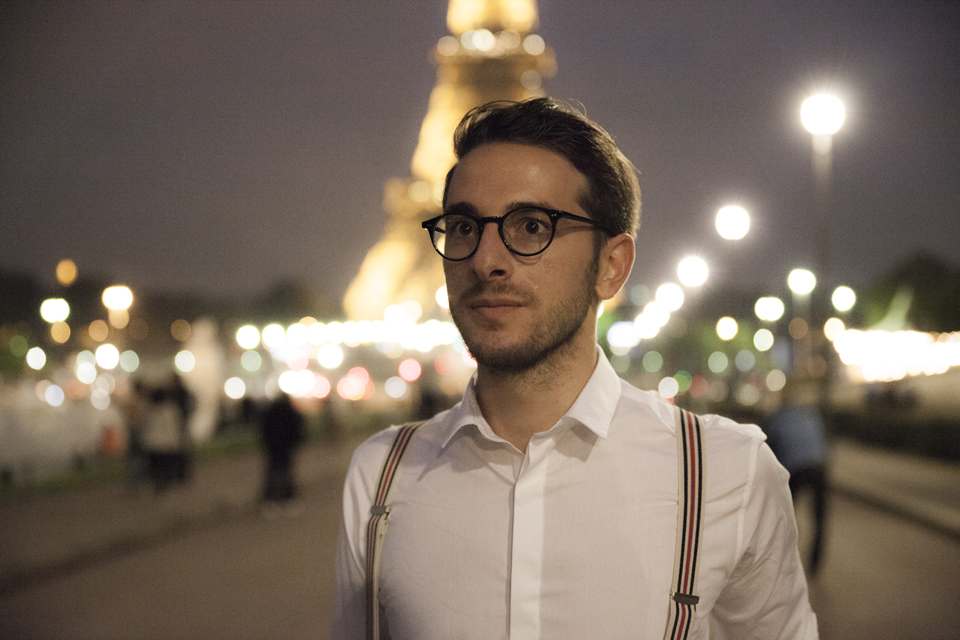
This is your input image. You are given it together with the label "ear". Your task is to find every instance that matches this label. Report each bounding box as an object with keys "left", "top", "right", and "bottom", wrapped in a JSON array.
[{"left": 596, "top": 233, "right": 635, "bottom": 302}]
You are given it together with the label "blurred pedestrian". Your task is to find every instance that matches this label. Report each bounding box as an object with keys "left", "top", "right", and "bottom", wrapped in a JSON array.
[
  {"left": 259, "top": 393, "right": 305, "bottom": 514},
  {"left": 141, "top": 387, "right": 184, "bottom": 493},
  {"left": 122, "top": 380, "right": 150, "bottom": 494},
  {"left": 166, "top": 373, "right": 193, "bottom": 484},
  {"left": 765, "top": 379, "right": 830, "bottom": 576}
]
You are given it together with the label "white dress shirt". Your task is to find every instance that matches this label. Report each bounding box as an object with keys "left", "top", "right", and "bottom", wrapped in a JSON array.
[{"left": 332, "top": 350, "right": 819, "bottom": 639}]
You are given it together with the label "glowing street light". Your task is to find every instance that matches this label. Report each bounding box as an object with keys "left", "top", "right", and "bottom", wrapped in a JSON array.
[
  {"left": 801, "top": 94, "right": 845, "bottom": 137},
  {"left": 677, "top": 256, "right": 708, "bottom": 287},
  {"left": 102, "top": 285, "right": 133, "bottom": 329},
  {"left": 788, "top": 269, "right": 816, "bottom": 295},
  {"left": 715, "top": 206, "right": 750, "bottom": 240},
  {"left": 832, "top": 286, "right": 856, "bottom": 312},
  {"left": 40, "top": 298, "right": 70, "bottom": 323}
]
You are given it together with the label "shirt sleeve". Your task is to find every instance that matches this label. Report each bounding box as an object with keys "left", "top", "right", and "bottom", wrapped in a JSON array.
[
  {"left": 330, "top": 430, "right": 395, "bottom": 640},
  {"left": 710, "top": 441, "right": 820, "bottom": 639}
]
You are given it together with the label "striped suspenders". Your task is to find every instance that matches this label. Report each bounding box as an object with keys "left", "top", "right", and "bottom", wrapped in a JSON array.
[
  {"left": 665, "top": 406, "right": 706, "bottom": 640},
  {"left": 363, "top": 411, "right": 704, "bottom": 640},
  {"left": 365, "top": 423, "right": 420, "bottom": 640}
]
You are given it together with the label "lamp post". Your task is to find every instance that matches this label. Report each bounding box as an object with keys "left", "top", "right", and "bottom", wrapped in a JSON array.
[
  {"left": 800, "top": 94, "right": 844, "bottom": 327},
  {"left": 801, "top": 93, "right": 844, "bottom": 416}
]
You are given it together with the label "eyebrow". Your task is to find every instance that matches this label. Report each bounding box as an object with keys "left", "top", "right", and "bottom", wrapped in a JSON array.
[{"left": 443, "top": 201, "right": 559, "bottom": 217}]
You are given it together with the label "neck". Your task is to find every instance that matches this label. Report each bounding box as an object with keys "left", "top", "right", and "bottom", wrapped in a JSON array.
[{"left": 473, "top": 327, "right": 599, "bottom": 453}]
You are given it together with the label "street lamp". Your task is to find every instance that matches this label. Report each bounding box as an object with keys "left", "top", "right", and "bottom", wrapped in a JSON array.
[
  {"left": 802, "top": 93, "right": 844, "bottom": 414},
  {"left": 801, "top": 93, "right": 844, "bottom": 323},
  {"left": 788, "top": 268, "right": 816, "bottom": 374},
  {"left": 715, "top": 205, "right": 750, "bottom": 240},
  {"left": 102, "top": 285, "right": 134, "bottom": 330}
]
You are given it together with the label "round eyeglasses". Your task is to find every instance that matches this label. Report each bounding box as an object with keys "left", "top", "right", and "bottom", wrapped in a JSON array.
[{"left": 422, "top": 206, "right": 611, "bottom": 261}]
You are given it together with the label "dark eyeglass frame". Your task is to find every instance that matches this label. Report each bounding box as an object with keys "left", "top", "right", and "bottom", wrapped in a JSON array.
[{"left": 421, "top": 206, "right": 611, "bottom": 261}]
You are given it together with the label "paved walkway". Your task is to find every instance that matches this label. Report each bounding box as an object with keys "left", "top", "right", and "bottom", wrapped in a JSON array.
[
  {"left": 0, "top": 439, "right": 358, "bottom": 594},
  {"left": 1, "top": 436, "right": 958, "bottom": 594}
]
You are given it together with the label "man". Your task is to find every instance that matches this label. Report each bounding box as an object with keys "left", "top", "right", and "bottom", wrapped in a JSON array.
[{"left": 332, "top": 98, "right": 818, "bottom": 639}]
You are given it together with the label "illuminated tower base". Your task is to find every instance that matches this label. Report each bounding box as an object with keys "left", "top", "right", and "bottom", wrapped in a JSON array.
[{"left": 344, "top": 0, "right": 554, "bottom": 320}]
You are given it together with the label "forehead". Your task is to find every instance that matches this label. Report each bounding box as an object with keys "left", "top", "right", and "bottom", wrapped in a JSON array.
[{"left": 446, "top": 142, "right": 588, "bottom": 212}]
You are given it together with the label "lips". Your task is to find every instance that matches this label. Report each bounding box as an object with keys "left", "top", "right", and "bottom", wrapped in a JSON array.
[{"left": 467, "top": 297, "right": 524, "bottom": 309}]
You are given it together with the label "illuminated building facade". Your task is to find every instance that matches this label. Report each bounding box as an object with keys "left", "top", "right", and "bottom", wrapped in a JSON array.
[{"left": 344, "top": 0, "right": 555, "bottom": 320}]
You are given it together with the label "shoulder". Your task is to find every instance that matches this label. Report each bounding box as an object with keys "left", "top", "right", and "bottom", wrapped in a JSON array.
[{"left": 346, "top": 409, "right": 455, "bottom": 484}]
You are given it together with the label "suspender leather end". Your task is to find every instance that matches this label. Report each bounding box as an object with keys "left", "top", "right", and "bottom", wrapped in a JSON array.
[
  {"left": 673, "top": 592, "right": 700, "bottom": 606},
  {"left": 371, "top": 505, "right": 390, "bottom": 516}
]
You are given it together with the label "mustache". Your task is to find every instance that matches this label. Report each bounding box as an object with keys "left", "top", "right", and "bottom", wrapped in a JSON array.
[{"left": 457, "top": 282, "right": 533, "bottom": 305}]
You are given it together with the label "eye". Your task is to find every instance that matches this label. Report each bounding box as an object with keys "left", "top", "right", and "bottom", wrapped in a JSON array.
[
  {"left": 446, "top": 216, "right": 476, "bottom": 237},
  {"left": 507, "top": 209, "right": 551, "bottom": 237}
]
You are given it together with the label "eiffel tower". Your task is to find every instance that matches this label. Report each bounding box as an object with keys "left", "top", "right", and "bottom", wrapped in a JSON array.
[{"left": 343, "top": 0, "right": 555, "bottom": 320}]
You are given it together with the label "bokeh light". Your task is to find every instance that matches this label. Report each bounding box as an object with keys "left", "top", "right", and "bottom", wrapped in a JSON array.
[
  {"left": 175, "top": 350, "right": 196, "bottom": 372},
  {"left": 716, "top": 317, "right": 738, "bottom": 341},
  {"left": 26, "top": 347, "right": 46, "bottom": 370},
  {"left": 236, "top": 325, "right": 261, "bottom": 350},
  {"left": 317, "top": 343, "right": 344, "bottom": 369},
  {"left": 755, "top": 297, "right": 785, "bottom": 322},
  {"left": 658, "top": 376, "right": 680, "bottom": 399},
  {"left": 824, "top": 318, "right": 846, "bottom": 341},
  {"left": 753, "top": 329, "right": 775, "bottom": 351},
  {"left": 801, "top": 94, "right": 845, "bottom": 135},
  {"left": 119, "top": 350, "right": 140, "bottom": 372},
  {"left": 95, "top": 344, "right": 120, "bottom": 369},
  {"left": 832, "top": 286, "right": 856, "bottom": 312},
  {"left": 171, "top": 319, "right": 192, "bottom": 342},
  {"left": 642, "top": 350, "right": 664, "bottom": 373},
  {"left": 656, "top": 283, "right": 684, "bottom": 312},
  {"left": 715, "top": 205, "right": 750, "bottom": 240},
  {"left": 56, "top": 259, "right": 78, "bottom": 286},
  {"left": 767, "top": 369, "right": 787, "bottom": 391},
  {"left": 241, "top": 350, "right": 262, "bottom": 372},
  {"left": 398, "top": 358, "right": 422, "bottom": 382},
  {"left": 102, "top": 286, "right": 133, "bottom": 311},
  {"left": 677, "top": 256, "right": 708, "bottom": 287},
  {"left": 224, "top": 377, "right": 246, "bottom": 400},
  {"left": 40, "top": 298, "right": 70, "bottom": 323},
  {"left": 708, "top": 351, "right": 729, "bottom": 373},
  {"left": 788, "top": 269, "right": 816, "bottom": 295}
]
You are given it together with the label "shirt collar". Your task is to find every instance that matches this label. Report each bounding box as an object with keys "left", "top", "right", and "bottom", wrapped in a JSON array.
[{"left": 441, "top": 346, "right": 622, "bottom": 448}]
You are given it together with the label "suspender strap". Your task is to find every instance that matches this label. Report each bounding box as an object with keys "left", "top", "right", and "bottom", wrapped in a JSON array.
[
  {"left": 365, "top": 423, "right": 420, "bottom": 640},
  {"left": 664, "top": 406, "right": 706, "bottom": 640}
]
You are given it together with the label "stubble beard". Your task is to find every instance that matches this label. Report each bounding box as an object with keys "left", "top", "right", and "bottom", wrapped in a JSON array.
[{"left": 450, "top": 261, "right": 599, "bottom": 377}]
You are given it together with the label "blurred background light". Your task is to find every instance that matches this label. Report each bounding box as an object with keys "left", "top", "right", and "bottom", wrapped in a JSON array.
[
  {"left": 241, "top": 350, "right": 262, "bottom": 372},
  {"left": 801, "top": 93, "right": 846, "bottom": 135},
  {"left": 55, "top": 259, "right": 77, "bottom": 286},
  {"left": 677, "top": 256, "right": 708, "bottom": 287},
  {"left": 715, "top": 205, "right": 750, "bottom": 240},
  {"left": 716, "top": 317, "right": 738, "bottom": 340},
  {"left": 317, "top": 343, "right": 344, "bottom": 369},
  {"left": 40, "top": 298, "right": 70, "bottom": 323},
  {"left": 656, "top": 283, "right": 684, "bottom": 311},
  {"left": 175, "top": 350, "right": 195, "bottom": 372},
  {"left": 832, "top": 286, "right": 856, "bottom": 312},
  {"left": 788, "top": 268, "right": 816, "bottom": 294},
  {"left": 224, "top": 377, "right": 246, "bottom": 400},
  {"left": 753, "top": 329, "right": 775, "bottom": 351},
  {"left": 755, "top": 296, "right": 785, "bottom": 321},
  {"left": 26, "top": 347, "right": 46, "bottom": 370},
  {"left": 95, "top": 344, "right": 120, "bottom": 369},
  {"left": 236, "top": 325, "right": 261, "bottom": 350},
  {"left": 119, "top": 350, "right": 139, "bottom": 372},
  {"left": 102, "top": 286, "right": 133, "bottom": 311}
]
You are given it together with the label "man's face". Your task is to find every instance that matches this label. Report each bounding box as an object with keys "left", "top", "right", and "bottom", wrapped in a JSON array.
[{"left": 443, "top": 142, "right": 602, "bottom": 374}]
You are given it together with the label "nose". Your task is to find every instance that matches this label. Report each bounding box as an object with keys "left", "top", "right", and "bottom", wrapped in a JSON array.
[{"left": 470, "top": 220, "right": 511, "bottom": 279}]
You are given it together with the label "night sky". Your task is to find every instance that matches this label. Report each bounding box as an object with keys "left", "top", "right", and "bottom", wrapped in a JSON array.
[{"left": 2, "top": 1, "right": 958, "bottom": 309}]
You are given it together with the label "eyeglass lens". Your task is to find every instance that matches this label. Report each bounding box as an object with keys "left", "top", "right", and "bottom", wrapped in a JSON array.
[{"left": 432, "top": 208, "right": 555, "bottom": 259}]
